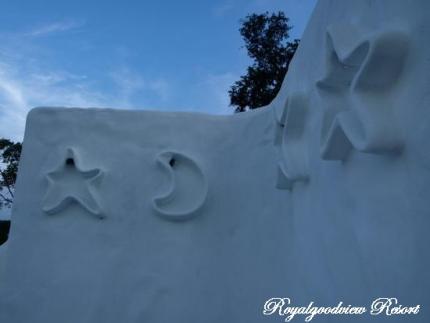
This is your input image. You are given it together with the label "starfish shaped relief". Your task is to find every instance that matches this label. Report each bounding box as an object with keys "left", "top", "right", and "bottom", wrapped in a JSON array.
[
  {"left": 317, "top": 23, "right": 409, "bottom": 160},
  {"left": 42, "top": 148, "right": 104, "bottom": 218}
]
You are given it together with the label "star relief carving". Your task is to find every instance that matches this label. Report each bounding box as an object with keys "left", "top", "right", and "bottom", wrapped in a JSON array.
[
  {"left": 42, "top": 148, "right": 104, "bottom": 218},
  {"left": 317, "top": 23, "right": 409, "bottom": 160}
]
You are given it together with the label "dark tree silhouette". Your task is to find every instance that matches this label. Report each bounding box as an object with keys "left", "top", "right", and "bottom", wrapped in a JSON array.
[
  {"left": 0, "top": 138, "right": 21, "bottom": 245},
  {"left": 0, "top": 138, "right": 21, "bottom": 209},
  {"left": 0, "top": 220, "right": 10, "bottom": 246},
  {"left": 229, "top": 11, "right": 299, "bottom": 112}
]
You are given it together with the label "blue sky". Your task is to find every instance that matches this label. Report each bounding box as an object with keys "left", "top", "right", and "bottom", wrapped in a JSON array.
[{"left": 0, "top": 0, "right": 316, "bottom": 141}]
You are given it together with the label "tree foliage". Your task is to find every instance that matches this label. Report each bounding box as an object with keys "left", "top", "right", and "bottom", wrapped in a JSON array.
[
  {"left": 0, "top": 138, "right": 22, "bottom": 209},
  {"left": 0, "top": 220, "right": 10, "bottom": 245},
  {"left": 229, "top": 11, "right": 299, "bottom": 112}
]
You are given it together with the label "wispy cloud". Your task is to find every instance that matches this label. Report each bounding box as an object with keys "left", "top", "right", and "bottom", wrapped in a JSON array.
[
  {"left": 27, "top": 19, "right": 85, "bottom": 37},
  {"left": 206, "top": 73, "right": 238, "bottom": 114},
  {"left": 212, "top": 2, "right": 235, "bottom": 17},
  {"left": 0, "top": 17, "right": 178, "bottom": 141},
  {"left": 109, "top": 67, "right": 170, "bottom": 107},
  {"left": 110, "top": 67, "right": 145, "bottom": 105},
  {"left": 0, "top": 61, "right": 110, "bottom": 141},
  {"left": 148, "top": 79, "right": 170, "bottom": 102},
  {"left": 0, "top": 59, "right": 173, "bottom": 141},
  {"left": 0, "top": 10, "right": 250, "bottom": 143},
  {"left": 189, "top": 72, "right": 237, "bottom": 115},
  {"left": 0, "top": 68, "right": 28, "bottom": 140}
]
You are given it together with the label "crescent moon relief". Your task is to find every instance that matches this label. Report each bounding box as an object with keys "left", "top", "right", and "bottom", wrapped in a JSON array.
[{"left": 152, "top": 151, "right": 208, "bottom": 222}]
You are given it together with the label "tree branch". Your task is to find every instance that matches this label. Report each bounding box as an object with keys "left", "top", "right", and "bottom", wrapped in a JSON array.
[
  {"left": 0, "top": 169, "right": 14, "bottom": 198},
  {"left": 5, "top": 183, "right": 14, "bottom": 199},
  {"left": 0, "top": 192, "right": 13, "bottom": 204}
]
